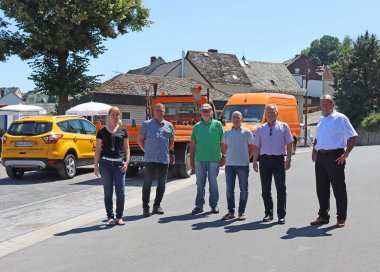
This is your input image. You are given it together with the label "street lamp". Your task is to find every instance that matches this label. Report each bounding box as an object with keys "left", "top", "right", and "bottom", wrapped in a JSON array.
[
  {"left": 316, "top": 65, "right": 325, "bottom": 95},
  {"left": 304, "top": 63, "right": 310, "bottom": 147}
]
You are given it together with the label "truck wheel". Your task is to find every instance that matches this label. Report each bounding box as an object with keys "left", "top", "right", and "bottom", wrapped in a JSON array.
[
  {"left": 58, "top": 153, "right": 77, "bottom": 179},
  {"left": 177, "top": 150, "right": 192, "bottom": 178},
  {"left": 292, "top": 138, "right": 297, "bottom": 155},
  {"left": 126, "top": 166, "right": 139, "bottom": 177},
  {"left": 170, "top": 164, "right": 179, "bottom": 178},
  {"left": 6, "top": 168, "right": 24, "bottom": 179}
]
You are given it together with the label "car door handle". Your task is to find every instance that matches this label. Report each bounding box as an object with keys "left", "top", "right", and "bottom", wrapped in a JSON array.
[
  {"left": 73, "top": 137, "right": 77, "bottom": 142},
  {"left": 90, "top": 138, "right": 94, "bottom": 143}
]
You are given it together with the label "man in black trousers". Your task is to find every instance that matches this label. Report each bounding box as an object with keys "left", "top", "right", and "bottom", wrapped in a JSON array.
[{"left": 311, "top": 95, "right": 358, "bottom": 228}]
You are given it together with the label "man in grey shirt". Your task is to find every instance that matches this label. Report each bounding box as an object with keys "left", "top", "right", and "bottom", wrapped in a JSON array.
[
  {"left": 138, "top": 103, "right": 174, "bottom": 217},
  {"left": 221, "top": 111, "right": 254, "bottom": 221}
]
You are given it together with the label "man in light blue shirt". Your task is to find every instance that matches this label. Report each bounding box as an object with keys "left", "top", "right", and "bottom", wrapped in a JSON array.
[
  {"left": 138, "top": 103, "right": 174, "bottom": 217},
  {"left": 221, "top": 111, "right": 254, "bottom": 221}
]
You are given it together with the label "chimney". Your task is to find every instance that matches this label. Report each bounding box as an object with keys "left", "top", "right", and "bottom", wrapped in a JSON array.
[
  {"left": 208, "top": 49, "right": 218, "bottom": 53},
  {"left": 150, "top": 56, "right": 157, "bottom": 63}
]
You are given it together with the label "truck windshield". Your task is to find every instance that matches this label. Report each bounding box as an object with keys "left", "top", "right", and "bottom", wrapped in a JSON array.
[
  {"left": 222, "top": 105, "right": 265, "bottom": 123},
  {"left": 163, "top": 103, "right": 198, "bottom": 117}
]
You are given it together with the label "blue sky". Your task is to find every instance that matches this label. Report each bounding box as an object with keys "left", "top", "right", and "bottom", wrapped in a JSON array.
[{"left": 1, "top": 0, "right": 379, "bottom": 92}]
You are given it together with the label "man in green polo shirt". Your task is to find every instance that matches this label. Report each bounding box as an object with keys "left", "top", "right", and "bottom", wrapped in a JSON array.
[{"left": 190, "top": 103, "right": 224, "bottom": 214}]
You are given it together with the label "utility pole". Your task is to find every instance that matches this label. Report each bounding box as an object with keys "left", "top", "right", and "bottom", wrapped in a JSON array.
[{"left": 304, "top": 61, "right": 309, "bottom": 147}]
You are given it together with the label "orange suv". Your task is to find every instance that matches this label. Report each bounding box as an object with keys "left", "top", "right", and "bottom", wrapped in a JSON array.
[{"left": 1, "top": 115, "right": 96, "bottom": 179}]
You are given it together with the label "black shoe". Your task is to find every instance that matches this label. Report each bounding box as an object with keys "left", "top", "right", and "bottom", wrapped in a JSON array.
[
  {"left": 192, "top": 207, "right": 203, "bottom": 214},
  {"left": 263, "top": 214, "right": 273, "bottom": 222},
  {"left": 211, "top": 206, "right": 219, "bottom": 214},
  {"left": 221, "top": 213, "right": 235, "bottom": 221},
  {"left": 278, "top": 218, "right": 286, "bottom": 224},
  {"left": 143, "top": 208, "right": 151, "bottom": 217},
  {"left": 152, "top": 206, "right": 164, "bottom": 215}
]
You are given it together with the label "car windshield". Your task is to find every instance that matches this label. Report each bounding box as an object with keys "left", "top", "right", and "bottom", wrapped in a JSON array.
[
  {"left": 222, "top": 105, "right": 265, "bottom": 123},
  {"left": 7, "top": 122, "right": 52, "bottom": 136}
]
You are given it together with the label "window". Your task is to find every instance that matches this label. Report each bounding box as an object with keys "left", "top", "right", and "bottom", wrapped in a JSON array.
[
  {"left": 67, "top": 120, "right": 84, "bottom": 134},
  {"left": 81, "top": 120, "right": 96, "bottom": 135},
  {"left": 295, "top": 68, "right": 300, "bottom": 74},
  {"left": 122, "top": 112, "right": 130, "bottom": 119},
  {"left": 8, "top": 122, "right": 52, "bottom": 136}
]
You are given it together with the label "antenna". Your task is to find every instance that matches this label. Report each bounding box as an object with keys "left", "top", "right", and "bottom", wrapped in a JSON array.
[{"left": 111, "top": 65, "right": 120, "bottom": 75}]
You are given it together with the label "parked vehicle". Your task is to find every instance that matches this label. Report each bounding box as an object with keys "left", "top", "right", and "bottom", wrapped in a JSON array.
[
  {"left": 1, "top": 115, "right": 96, "bottom": 179},
  {"left": 221, "top": 93, "right": 301, "bottom": 154}
]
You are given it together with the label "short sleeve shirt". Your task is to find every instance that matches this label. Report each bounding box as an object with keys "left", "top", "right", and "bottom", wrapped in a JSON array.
[
  {"left": 191, "top": 119, "right": 224, "bottom": 162},
  {"left": 222, "top": 127, "right": 253, "bottom": 166},
  {"left": 253, "top": 121, "right": 293, "bottom": 155},
  {"left": 140, "top": 118, "right": 174, "bottom": 164},
  {"left": 96, "top": 127, "right": 128, "bottom": 159},
  {"left": 315, "top": 111, "right": 358, "bottom": 150}
]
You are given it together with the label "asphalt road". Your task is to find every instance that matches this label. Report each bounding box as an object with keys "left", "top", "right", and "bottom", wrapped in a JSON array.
[{"left": 0, "top": 145, "right": 379, "bottom": 272}]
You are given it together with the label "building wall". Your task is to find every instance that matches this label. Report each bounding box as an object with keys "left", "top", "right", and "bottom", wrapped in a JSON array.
[
  {"left": 117, "top": 105, "right": 146, "bottom": 125},
  {"left": 302, "top": 79, "right": 323, "bottom": 97},
  {"left": 168, "top": 61, "right": 211, "bottom": 87},
  {"left": 323, "top": 80, "right": 335, "bottom": 95}
]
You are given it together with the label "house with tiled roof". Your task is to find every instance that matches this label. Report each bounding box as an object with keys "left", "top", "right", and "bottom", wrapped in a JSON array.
[
  {"left": 127, "top": 50, "right": 253, "bottom": 95},
  {"left": 284, "top": 54, "right": 334, "bottom": 97},
  {"left": 240, "top": 60, "right": 305, "bottom": 121},
  {"left": 82, "top": 74, "right": 231, "bottom": 125}
]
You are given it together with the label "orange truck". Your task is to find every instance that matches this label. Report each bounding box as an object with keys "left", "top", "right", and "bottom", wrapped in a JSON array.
[
  {"left": 220, "top": 93, "right": 301, "bottom": 154},
  {"left": 97, "top": 85, "right": 217, "bottom": 178}
]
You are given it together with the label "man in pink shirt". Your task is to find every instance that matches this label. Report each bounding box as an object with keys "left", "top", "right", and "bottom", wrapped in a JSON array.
[{"left": 252, "top": 104, "right": 293, "bottom": 224}]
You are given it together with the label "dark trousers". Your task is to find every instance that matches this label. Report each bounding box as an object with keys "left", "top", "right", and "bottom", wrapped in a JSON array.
[
  {"left": 259, "top": 156, "right": 286, "bottom": 218},
  {"left": 142, "top": 162, "right": 169, "bottom": 209},
  {"left": 315, "top": 149, "right": 347, "bottom": 220}
]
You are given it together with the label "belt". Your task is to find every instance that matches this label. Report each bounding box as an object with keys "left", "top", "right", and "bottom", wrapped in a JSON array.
[
  {"left": 101, "top": 157, "right": 124, "bottom": 162},
  {"left": 318, "top": 148, "right": 344, "bottom": 154},
  {"left": 260, "top": 154, "right": 284, "bottom": 158}
]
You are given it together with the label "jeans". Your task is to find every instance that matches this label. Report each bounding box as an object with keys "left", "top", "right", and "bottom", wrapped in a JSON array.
[
  {"left": 259, "top": 156, "right": 286, "bottom": 218},
  {"left": 225, "top": 165, "right": 249, "bottom": 215},
  {"left": 99, "top": 159, "right": 126, "bottom": 219},
  {"left": 142, "top": 162, "right": 169, "bottom": 209},
  {"left": 195, "top": 161, "right": 220, "bottom": 209},
  {"left": 315, "top": 149, "right": 347, "bottom": 220}
]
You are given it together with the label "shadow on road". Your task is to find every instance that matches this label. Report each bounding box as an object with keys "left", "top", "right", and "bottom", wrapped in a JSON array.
[
  {"left": 54, "top": 215, "right": 145, "bottom": 236},
  {"left": 192, "top": 218, "right": 236, "bottom": 230},
  {"left": 158, "top": 212, "right": 211, "bottom": 224},
  {"left": 281, "top": 225, "right": 337, "bottom": 239},
  {"left": 224, "top": 220, "right": 277, "bottom": 233}
]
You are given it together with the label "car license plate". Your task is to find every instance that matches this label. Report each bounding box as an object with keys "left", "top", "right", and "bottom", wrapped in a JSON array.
[
  {"left": 14, "top": 141, "right": 33, "bottom": 147},
  {"left": 130, "top": 156, "right": 144, "bottom": 162}
]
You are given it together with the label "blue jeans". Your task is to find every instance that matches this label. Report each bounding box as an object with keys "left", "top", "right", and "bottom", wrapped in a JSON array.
[
  {"left": 195, "top": 161, "right": 220, "bottom": 209},
  {"left": 225, "top": 165, "right": 249, "bottom": 214},
  {"left": 99, "top": 159, "right": 126, "bottom": 219}
]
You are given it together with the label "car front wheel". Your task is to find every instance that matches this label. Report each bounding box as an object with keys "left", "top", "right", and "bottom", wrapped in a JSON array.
[{"left": 58, "top": 154, "right": 77, "bottom": 179}]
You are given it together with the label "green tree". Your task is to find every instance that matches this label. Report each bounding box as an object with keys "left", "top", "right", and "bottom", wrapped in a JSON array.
[
  {"left": 0, "top": 0, "right": 151, "bottom": 114},
  {"left": 332, "top": 31, "right": 380, "bottom": 127},
  {"left": 302, "top": 35, "right": 342, "bottom": 65}
]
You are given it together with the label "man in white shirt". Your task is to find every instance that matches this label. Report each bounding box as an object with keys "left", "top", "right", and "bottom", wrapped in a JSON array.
[{"left": 311, "top": 95, "right": 358, "bottom": 228}]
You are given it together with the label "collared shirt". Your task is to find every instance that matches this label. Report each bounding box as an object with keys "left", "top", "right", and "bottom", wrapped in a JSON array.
[
  {"left": 191, "top": 119, "right": 224, "bottom": 162},
  {"left": 315, "top": 111, "right": 358, "bottom": 150},
  {"left": 140, "top": 118, "right": 174, "bottom": 164},
  {"left": 253, "top": 121, "right": 293, "bottom": 155},
  {"left": 222, "top": 126, "right": 254, "bottom": 166}
]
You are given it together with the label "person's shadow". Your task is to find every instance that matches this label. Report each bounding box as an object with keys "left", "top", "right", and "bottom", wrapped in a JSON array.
[
  {"left": 281, "top": 225, "right": 337, "bottom": 239},
  {"left": 224, "top": 220, "right": 277, "bottom": 233},
  {"left": 158, "top": 212, "right": 211, "bottom": 224},
  {"left": 54, "top": 215, "right": 144, "bottom": 236},
  {"left": 192, "top": 218, "right": 237, "bottom": 230}
]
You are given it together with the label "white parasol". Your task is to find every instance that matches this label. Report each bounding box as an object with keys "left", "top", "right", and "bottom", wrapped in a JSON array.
[{"left": 65, "top": 101, "right": 112, "bottom": 116}]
